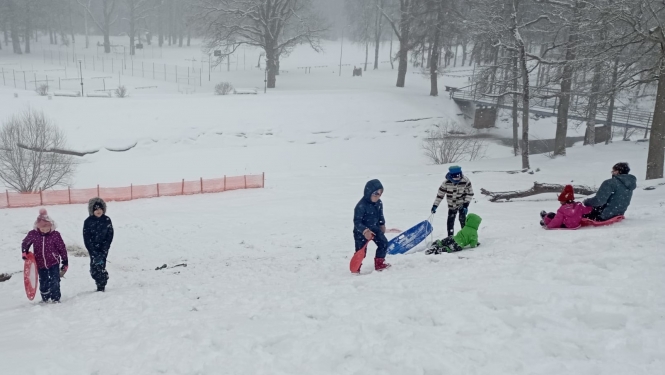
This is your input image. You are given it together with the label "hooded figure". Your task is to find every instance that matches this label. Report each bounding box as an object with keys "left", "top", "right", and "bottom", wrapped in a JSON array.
[
  {"left": 22, "top": 208, "right": 68, "bottom": 302},
  {"left": 83, "top": 197, "right": 114, "bottom": 291},
  {"left": 539, "top": 185, "right": 593, "bottom": 229},
  {"left": 353, "top": 179, "right": 390, "bottom": 271},
  {"left": 583, "top": 162, "right": 637, "bottom": 221},
  {"left": 426, "top": 213, "right": 482, "bottom": 254}
]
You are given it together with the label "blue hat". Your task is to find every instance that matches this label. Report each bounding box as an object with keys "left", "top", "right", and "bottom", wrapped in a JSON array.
[{"left": 448, "top": 165, "right": 462, "bottom": 174}]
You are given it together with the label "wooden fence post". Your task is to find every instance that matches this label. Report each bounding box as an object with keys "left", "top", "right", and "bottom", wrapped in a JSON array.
[
  {"left": 181, "top": 179, "right": 185, "bottom": 195},
  {"left": 68, "top": 187, "right": 71, "bottom": 204},
  {"left": 200, "top": 178, "right": 203, "bottom": 193},
  {"left": 130, "top": 184, "right": 133, "bottom": 200},
  {"left": 223, "top": 175, "right": 226, "bottom": 191},
  {"left": 97, "top": 184, "right": 100, "bottom": 197},
  {"left": 6, "top": 190, "right": 9, "bottom": 208},
  {"left": 244, "top": 175, "right": 247, "bottom": 189},
  {"left": 157, "top": 183, "right": 160, "bottom": 197},
  {"left": 262, "top": 172, "right": 265, "bottom": 188}
]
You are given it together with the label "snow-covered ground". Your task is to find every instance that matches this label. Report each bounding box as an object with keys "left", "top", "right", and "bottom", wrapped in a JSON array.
[{"left": 1, "top": 38, "right": 664, "bottom": 375}]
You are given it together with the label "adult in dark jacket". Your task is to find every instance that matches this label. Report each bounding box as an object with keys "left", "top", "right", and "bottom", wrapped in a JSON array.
[
  {"left": 353, "top": 179, "right": 390, "bottom": 271},
  {"left": 83, "top": 197, "right": 114, "bottom": 291},
  {"left": 583, "top": 162, "right": 637, "bottom": 221}
]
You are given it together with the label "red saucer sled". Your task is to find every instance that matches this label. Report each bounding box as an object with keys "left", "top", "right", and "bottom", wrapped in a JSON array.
[
  {"left": 581, "top": 215, "right": 624, "bottom": 227},
  {"left": 23, "top": 253, "right": 38, "bottom": 301},
  {"left": 543, "top": 215, "right": 625, "bottom": 230}
]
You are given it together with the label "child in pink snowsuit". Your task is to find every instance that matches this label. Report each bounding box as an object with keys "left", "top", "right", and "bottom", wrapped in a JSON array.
[
  {"left": 21, "top": 209, "right": 68, "bottom": 302},
  {"left": 540, "top": 185, "right": 593, "bottom": 229}
]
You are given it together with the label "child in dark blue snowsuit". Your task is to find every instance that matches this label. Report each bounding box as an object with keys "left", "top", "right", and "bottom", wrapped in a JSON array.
[{"left": 353, "top": 179, "right": 391, "bottom": 271}]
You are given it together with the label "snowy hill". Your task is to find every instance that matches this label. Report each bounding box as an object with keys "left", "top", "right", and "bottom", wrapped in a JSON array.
[{"left": 1, "top": 38, "right": 664, "bottom": 375}]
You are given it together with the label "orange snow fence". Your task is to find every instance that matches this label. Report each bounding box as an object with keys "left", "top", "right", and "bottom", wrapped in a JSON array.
[{"left": 0, "top": 173, "right": 265, "bottom": 209}]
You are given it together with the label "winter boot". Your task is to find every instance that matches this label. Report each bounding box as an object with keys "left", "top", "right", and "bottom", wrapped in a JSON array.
[
  {"left": 374, "top": 258, "right": 391, "bottom": 271},
  {"left": 540, "top": 210, "right": 547, "bottom": 218},
  {"left": 97, "top": 285, "right": 105, "bottom": 292}
]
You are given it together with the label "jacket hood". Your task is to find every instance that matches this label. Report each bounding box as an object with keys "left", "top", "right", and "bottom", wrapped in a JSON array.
[
  {"left": 465, "top": 213, "right": 482, "bottom": 230},
  {"left": 614, "top": 174, "right": 636, "bottom": 191},
  {"left": 88, "top": 197, "right": 107, "bottom": 216},
  {"left": 363, "top": 179, "right": 384, "bottom": 201}
]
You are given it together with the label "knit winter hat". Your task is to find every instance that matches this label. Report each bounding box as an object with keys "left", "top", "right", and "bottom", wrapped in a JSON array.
[
  {"left": 34, "top": 208, "right": 56, "bottom": 230},
  {"left": 448, "top": 165, "right": 462, "bottom": 174},
  {"left": 613, "top": 162, "right": 630, "bottom": 175},
  {"left": 558, "top": 185, "right": 575, "bottom": 202}
]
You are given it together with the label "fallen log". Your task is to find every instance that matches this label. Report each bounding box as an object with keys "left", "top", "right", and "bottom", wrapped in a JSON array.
[{"left": 481, "top": 182, "right": 597, "bottom": 202}]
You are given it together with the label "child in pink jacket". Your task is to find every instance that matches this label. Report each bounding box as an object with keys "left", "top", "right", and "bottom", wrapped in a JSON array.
[
  {"left": 540, "top": 185, "right": 593, "bottom": 229},
  {"left": 21, "top": 209, "right": 68, "bottom": 302}
]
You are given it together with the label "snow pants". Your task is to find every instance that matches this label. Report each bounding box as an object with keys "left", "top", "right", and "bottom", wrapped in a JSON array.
[
  {"left": 89, "top": 249, "right": 109, "bottom": 288},
  {"left": 38, "top": 264, "right": 61, "bottom": 302},
  {"left": 447, "top": 207, "right": 467, "bottom": 237},
  {"left": 354, "top": 230, "right": 389, "bottom": 259}
]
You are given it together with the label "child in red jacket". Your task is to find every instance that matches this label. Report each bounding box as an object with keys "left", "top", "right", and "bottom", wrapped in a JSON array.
[
  {"left": 21, "top": 209, "right": 68, "bottom": 303},
  {"left": 540, "top": 185, "right": 593, "bottom": 229}
]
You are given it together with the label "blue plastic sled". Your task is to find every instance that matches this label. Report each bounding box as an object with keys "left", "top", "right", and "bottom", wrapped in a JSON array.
[{"left": 387, "top": 220, "right": 433, "bottom": 255}]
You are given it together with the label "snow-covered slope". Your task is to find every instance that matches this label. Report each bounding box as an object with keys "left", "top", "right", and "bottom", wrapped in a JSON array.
[{"left": 1, "top": 38, "right": 664, "bottom": 375}]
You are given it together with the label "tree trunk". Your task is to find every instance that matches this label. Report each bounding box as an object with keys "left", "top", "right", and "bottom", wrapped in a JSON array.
[
  {"left": 3, "top": 21, "right": 9, "bottom": 47},
  {"left": 187, "top": 27, "right": 191, "bottom": 47},
  {"left": 266, "top": 48, "right": 277, "bottom": 88},
  {"left": 129, "top": 5, "right": 136, "bottom": 56},
  {"left": 512, "top": 51, "right": 519, "bottom": 156},
  {"left": 68, "top": 0, "right": 75, "bottom": 45},
  {"left": 461, "top": 42, "right": 467, "bottom": 66},
  {"left": 554, "top": 15, "right": 579, "bottom": 155},
  {"left": 396, "top": 0, "right": 411, "bottom": 87},
  {"left": 429, "top": 0, "right": 443, "bottom": 97},
  {"left": 8, "top": 0, "right": 22, "bottom": 54},
  {"left": 520, "top": 46, "right": 530, "bottom": 170},
  {"left": 646, "top": 59, "right": 665, "bottom": 180},
  {"left": 389, "top": 34, "right": 394, "bottom": 69},
  {"left": 102, "top": 0, "right": 111, "bottom": 53},
  {"left": 84, "top": 5, "right": 90, "bottom": 48},
  {"left": 605, "top": 57, "right": 619, "bottom": 145},
  {"left": 24, "top": 0, "right": 31, "bottom": 54},
  {"left": 453, "top": 44, "right": 458, "bottom": 67},
  {"left": 373, "top": 0, "right": 383, "bottom": 70},
  {"left": 512, "top": 0, "right": 529, "bottom": 169},
  {"left": 584, "top": 61, "right": 602, "bottom": 146},
  {"left": 158, "top": 3, "right": 164, "bottom": 47},
  {"left": 364, "top": 41, "right": 369, "bottom": 71}
]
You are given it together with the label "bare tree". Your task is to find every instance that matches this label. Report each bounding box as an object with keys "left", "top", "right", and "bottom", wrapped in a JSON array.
[
  {"left": 0, "top": 109, "right": 76, "bottom": 193},
  {"left": 123, "top": 0, "right": 153, "bottom": 55},
  {"left": 380, "top": 0, "right": 425, "bottom": 87},
  {"left": 607, "top": 0, "right": 665, "bottom": 179},
  {"left": 78, "top": 0, "right": 118, "bottom": 53},
  {"left": 197, "top": 0, "right": 326, "bottom": 89},
  {"left": 422, "top": 121, "right": 487, "bottom": 164}
]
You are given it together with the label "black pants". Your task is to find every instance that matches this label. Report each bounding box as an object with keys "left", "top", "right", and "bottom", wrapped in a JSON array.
[
  {"left": 89, "top": 249, "right": 109, "bottom": 288},
  {"left": 38, "top": 264, "right": 61, "bottom": 302},
  {"left": 447, "top": 208, "right": 467, "bottom": 237},
  {"left": 354, "top": 231, "right": 389, "bottom": 259},
  {"left": 583, "top": 205, "right": 607, "bottom": 222},
  {"left": 427, "top": 236, "right": 463, "bottom": 254}
]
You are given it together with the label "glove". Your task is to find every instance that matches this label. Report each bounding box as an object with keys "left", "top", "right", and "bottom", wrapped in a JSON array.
[
  {"left": 59, "top": 265, "right": 68, "bottom": 278},
  {"left": 22, "top": 252, "right": 29, "bottom": 260},
  {"left": 431, "top": 205, "right": 438, "bottom": 214},
  {"left": 461, "top": 203, "right": 469, "bottom": 215}
]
